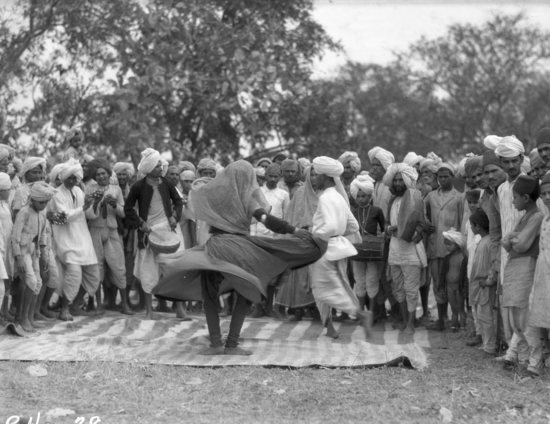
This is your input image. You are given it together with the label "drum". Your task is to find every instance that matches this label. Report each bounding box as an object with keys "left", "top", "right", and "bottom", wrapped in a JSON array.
[
  {"left": 146, "top": 227, "right": 181, "bottom": 254},
  {"left": 352, "top": 234, "right": 386, "bottom": 262}
]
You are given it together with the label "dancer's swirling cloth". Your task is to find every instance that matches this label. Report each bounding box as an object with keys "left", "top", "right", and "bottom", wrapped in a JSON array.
[{"left": 153, "top": 160, "right": 326, "bottom": 354}]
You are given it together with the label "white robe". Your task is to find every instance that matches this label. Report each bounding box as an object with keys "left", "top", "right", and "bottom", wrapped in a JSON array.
[
  {"left": 309, "top": 187, "right": 360, "bottom": 323},
  {"left": 49, "top": 185, "right": 97, "bottom": 265}
]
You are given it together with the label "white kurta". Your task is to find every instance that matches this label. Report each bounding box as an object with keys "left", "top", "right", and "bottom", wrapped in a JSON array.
[
  {"left": 49, "top": 185, "right": 97, "bottom": 265},
  {"left": 310, "top": 187, "right": 360, "bottom": 323},
  {"left": 0, "top": 200, "right": 13, "bottom": 276},
  {"left": 251, "top": 186, "right": 289, "bottom": 237}
]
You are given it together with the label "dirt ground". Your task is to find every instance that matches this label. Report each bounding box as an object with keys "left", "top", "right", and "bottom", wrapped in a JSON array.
[{"left": 1, "top": 325, "right": 549, "bottom": 424}]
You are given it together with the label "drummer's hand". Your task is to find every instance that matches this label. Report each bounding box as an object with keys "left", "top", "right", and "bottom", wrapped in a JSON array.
[
  {"left": 141, "top": 222, "right": 151, "bottom": 233},
  {"left": 168, "top": 216, "right": 177, "bottom": 231}
]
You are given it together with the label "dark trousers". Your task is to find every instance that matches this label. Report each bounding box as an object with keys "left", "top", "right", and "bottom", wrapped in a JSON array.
[{"left": 201, "top": 271, "right": 250, "bottom": 348}]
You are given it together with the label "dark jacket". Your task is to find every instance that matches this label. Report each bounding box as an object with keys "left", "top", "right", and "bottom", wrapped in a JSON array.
[{"left": 124, "top": 177, "right": 183, "bottom": 249}]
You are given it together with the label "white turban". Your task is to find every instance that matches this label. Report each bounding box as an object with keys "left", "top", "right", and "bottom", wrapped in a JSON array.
[
  {"left": 419, "top": 152, "right": 442, "bottom": 174},
  {"left": 298, "top": 157, "right": 311, "bottom": 170},
  {"left": 137, "top": 148, "right": 161, "bottom": 178},
  {"left": 21, "top": 157, "right": 47, "bottom": 179},
  {"left": 113, "top": 162, "right": 135, "bottom": 178},
  {"left": 255, "top": 157, "right": 272, "bottom": 167},
  {"left": 383, "top": 163, "right": 418, "bottom": 190},
  {"left": 29, "top": 181, "right": 56, "bottom": 202},
  {"left": 179, "top": 161, "right": 196, "bottom": 173},
  {"left": 180, "top": 170, "right": 196, "bottom": 180},
  {"left": 443, "top": 229, "right": 465, "bottom": 250},
  {"left": 350, "top": 174, "right": 375, "bottom": 199},
  {"left": 403, "top": 152, "right": 423, "bottom": 167},
  {"left": 0, "top": 146, "right": 12, "bottom": 161},
  {"left": 313, "top": 156, "right": 344, "bottom": 178},
  {"left": 254, "top": 167, "right": 265, "bottom": 178},
  {"left": 197, "top": 158, "right": 217, "bottom": 171},
  {"left": 437, "top": 162, "right": 456, "bottom": 175},
  {"left": 495, "top": 135, "right": 525, "bottom": 158},
  {"left": 368, "top": 147, "right": 395, "bottom": 170},
  {"left": 0, "top": 172, "right": 10, "bottom": 190},
  {"left": 49, "top": 164, "right": 64, "bottom": 184},
  {"left": 483, "top": 135, "right": 503, "bottom": 151},
  {"left": 338, "top": 151, "right": 361, "bottom": 173},
  {"left": 59, "top": 159, "right": 83, "bottom": 181}
]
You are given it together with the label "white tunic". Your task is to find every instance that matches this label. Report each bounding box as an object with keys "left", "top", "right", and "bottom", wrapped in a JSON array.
[
  {"left": 312, "top": 187, "right": 359, "bottom": 261},
  {"left": 251, "top": 186, "right": 289, "bottom": 237},
  {"left": 49, "top": 185, "right": 97, "bottom": 265}
]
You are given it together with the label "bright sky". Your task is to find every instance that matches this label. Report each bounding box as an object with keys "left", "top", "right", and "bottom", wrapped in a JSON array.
[{"left": 311, "top": 0, "right": 550, "bottom": 78}]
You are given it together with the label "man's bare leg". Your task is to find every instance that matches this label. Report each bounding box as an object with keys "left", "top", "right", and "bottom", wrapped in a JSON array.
[
  {"left": 325, "top": 314, "right": 339, "bottom": 339},
  {"left": 34, "top": 284, "right": 55, "bottom": 321},
  {"left": 144, "top": 293, "right": 154, "bottom": 319}
]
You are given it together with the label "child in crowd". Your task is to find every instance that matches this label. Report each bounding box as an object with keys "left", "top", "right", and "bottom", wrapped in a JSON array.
[
  {"left": 441, "top": 229, "right": 467, "bottom": 331},
  {"left": 468, "top": 208, "right": 498, "bottom": 355},
  {"left": 525, "top": 173, "right": 550, "bottom": 376},
  {"left": 500, "top": 175, "right": 544, "bottom": 369},
  {"left": 11, "top": 182, "right": 56, "bottom": 333}
]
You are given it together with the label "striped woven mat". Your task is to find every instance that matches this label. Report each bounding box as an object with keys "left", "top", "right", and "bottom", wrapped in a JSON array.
[{"left": 0, "top": 312, "right": 443, "bottom": 369}]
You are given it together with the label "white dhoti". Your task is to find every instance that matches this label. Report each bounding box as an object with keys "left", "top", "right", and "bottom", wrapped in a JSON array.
[{"left": 309, "top": 256, "right": 359, "bottom": 325}]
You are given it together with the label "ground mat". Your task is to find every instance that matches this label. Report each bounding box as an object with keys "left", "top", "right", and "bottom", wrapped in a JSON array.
[{"left": 0, "top": 313, "right": 440, "bottom": 369}]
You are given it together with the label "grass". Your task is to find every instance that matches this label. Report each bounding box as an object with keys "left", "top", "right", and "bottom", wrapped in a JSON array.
[{"left": 1, "top": 327, "right": 550, "bottom": 424}]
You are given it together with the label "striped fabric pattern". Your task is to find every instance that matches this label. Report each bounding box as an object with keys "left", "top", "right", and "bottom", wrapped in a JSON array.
[{"left": 0, "top": 313, "right": 435, "bottom": 369}]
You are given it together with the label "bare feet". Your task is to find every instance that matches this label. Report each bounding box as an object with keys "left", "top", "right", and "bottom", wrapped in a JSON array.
[
  {"left": 403, "top": 325, "right": 415, "bottom": 335},
  {"left": 144, "top": 311, "right": 156, "bottom": 320},
  {"left": 19, "top": 319, "right": 35, "bottom": 333},
  {"left": 59, "top": 309, "right": 74, "bottom": 321},
  {"left": 120, "top": 304, "right": 135, "bottom": 316},
  {"left": 358, "top": 310, "right": 373, "bottom": 340},
  {"left": 326, "top": 327, "right": 340, "bottom": 339},
  {"left": 224, "top": 346, "right": 252, "bottom": 355},
  {"left": 34, "top": 311, "right": 55, "bottom": 321}
]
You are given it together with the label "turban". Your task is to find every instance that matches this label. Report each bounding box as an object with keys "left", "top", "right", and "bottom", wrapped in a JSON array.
[
  {"left": 266, "top": 163, "right": 281, "bottom": 175},
  {"left": 529, "top": 149, "right": 544, "bottom": 168},
  {"left": 137, "top": 148, "right": 161, "bottom": 177},
  {"left": 383, "top": 163, "right": 418, "bottom": 190},
  {"left": 179, "top": 161, "right": 196, "bottom": 173},
  {"left": 437, "top": 162, "right": 455, "bottom": 175},
  {"left": 254, "top": 167, "right": 266, "bottom": 178},
  {"left": 495, "top": 135, "right": 525, "bottom": 158},
  {"left": 482, "top": 150, "right": 501, "bottom": 169},
  {"left": 513, "top": 175, "right": 539, "bottom": 197},
  {"left": 350, "top": 174, "right": 375, "bottom": 199},
  {"left": 87, "top": 158, "right": 112, "bottom": 177},
  {"left": 483, "top": 135, "right": 503, "bottom": 151},
  {"left": 312, "top": 156, "right": 344, "bottom": 178},
  {"left": 464, "top": 156, "right": 483, "bottom": 176},
  {"left": 59, "top": 159, "right": 83, "bottom": 182},
  {"left": 11, "top": 157, "right": 23, "bottom": 174},
  {"left": 280, "top": 158, "right": 299, "bottom": 172},
  {"left": 521, "top": 156, "right": 531, "bottom": 174},
  {"left": 272, "top": 151, "right": 289, "bottom": 162},
  {"left": 49, "top": 164, "right": 64, "bottom": 184},
  {"left": 29, "top": 181, "right": 56, "bottom": 202},
  {"left": 0, "top": 147, "right": 10, "bottom": 162},
  {"left": 339, "top": 151, "right": 362, "bottom": 173},
  {"left": 367, "top": 147, "right": 394, "bottom": 171},
  {"left": 541, "top": 172, "right": 550, "bottom": 187},
  {"left": 419, "top": 152, "right": 442, "bottom": 173},
  {"left": 442, "top": 229, "right": 465, "bottom": 249},
  {"left": 465, "top": 189, "right": 481, "bottom": 203},
  {"left": 197, "top": 158, "right": 217, "bottom": 172},
  {"left": 403, "top": 152, "right": 423, "bottom": 167},
  {"left": 298, "top": 157, "right": 311, "bottom": 170},
  {"left": 255, "top": 157, "right": 272, "bottom": 167},
  {"left": 180, "top": 170, "right": 196, "bottom": 181},
  {"left": 0, "top": 172, "right": 10, "bottom": 190},
  {"left": 113, "top": 162, "right": 135, "bottom": 178},
  {"left": 82, "top": 154, "right": 94, "bottom": 164},
  {"left": 21, "top": 157, "right": 47, "bottom": 179},
  {"left": 535, "top": 127, "right": 550, "bottom": 148},
  {"left": 469, "top": 209, "right": 489, "bottom": 231}
]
